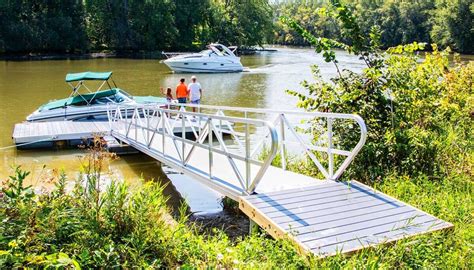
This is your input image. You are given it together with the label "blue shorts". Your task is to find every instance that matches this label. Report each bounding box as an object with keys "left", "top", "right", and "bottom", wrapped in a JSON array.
[
  {"left": 178, "top": 97, "right": 187, "bottom": 104},
  {"left": 190, "top": 99, "right": 200, "bottom": 104}
]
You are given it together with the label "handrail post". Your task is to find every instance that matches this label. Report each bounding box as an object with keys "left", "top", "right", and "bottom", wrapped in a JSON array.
[
  {"left": 328, "top": 117, "right": 334, "bottom": 180},
  {"left": 146, "top": 108, "right": 150, "bottom": 147},
  {"left": 106, "top": 104, "right": 112, "bottom": 132},
  {"left": 280, "top": 114, "right": 286, "bottom": 170},
  {"left": 125, "top": 107, "right": 128, "bottom": 133},
  {"left": 134, "top": 108, "right": 137, "bottom": 141},
  {"left": 162, "top": 109, "right": 166, "bottom": 156},
  {"left": 245, "top": 121, "right": 250, "bottom": 192},
  {"left": 208, "top": 118, "right": 213, "bottom": 179},
  {"left": 247, "top": 122, "right": 278, "bottom": 193},
  {"left": 181, "top": 109, "right": 185, "bottom": 165},
  {"left": 198, "top": 105, "right": 202, "bottom": 135}
]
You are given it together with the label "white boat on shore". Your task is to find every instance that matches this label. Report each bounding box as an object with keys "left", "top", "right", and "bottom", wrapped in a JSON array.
[{"left": 162, "top": 44, "right": 244, "bottom": 73}]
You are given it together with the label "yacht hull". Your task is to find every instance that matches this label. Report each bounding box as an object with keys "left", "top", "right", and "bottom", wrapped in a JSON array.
[
  {"left": 163, "top": 44, "right": 244, "bottom": 73},
  {"left": 163, "top": 60, "right": 243, "bottom": 73}
]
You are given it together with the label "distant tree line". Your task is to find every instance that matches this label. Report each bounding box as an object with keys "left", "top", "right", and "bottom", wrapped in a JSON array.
[
  {"left": 0, "top": 0, "right": 273, "bottom": 54},
  {"left": 273, "top": 0, "right": 473, "bottom": 54},
  {"left": 0, "top": 0, "right": 471, "bottom": 55}
]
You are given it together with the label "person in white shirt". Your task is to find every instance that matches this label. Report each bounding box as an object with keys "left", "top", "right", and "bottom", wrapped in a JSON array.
[{"left": 187, "top": 75, "right": 202, "bottom": 112}]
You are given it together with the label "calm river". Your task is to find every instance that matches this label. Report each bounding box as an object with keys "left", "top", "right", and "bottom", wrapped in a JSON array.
[{"left": 0, "top": 47, "right": 371, "bottom": 213}]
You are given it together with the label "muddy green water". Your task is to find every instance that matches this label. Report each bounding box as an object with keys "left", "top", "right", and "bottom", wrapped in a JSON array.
[{"left": 3, "top": 47, "right": 466, "bottom": 214}]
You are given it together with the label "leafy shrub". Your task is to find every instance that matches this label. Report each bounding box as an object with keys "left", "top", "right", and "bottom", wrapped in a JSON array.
[
  {"left": 0, "top": 139, "right": 312, "bottom": 268},
  {"left": 284, "top": 0, "right": 473, "bottom": 184}
]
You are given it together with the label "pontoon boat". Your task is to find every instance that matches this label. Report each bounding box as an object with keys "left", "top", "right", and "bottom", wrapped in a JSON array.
[
  {"left": 163, "top": 44, "right": 244, "bottom": 73},
  {"left": 27, "top": 71, "right": 168, "bottom": 122}
]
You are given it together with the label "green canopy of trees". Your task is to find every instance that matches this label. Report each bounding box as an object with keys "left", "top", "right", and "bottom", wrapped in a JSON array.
[
  {"left": 273, "top": 0, "right": 473, "bottom": 54},
  {"left": 0, "top": 0, "right": 471, "bottom": 54},
  {"left": 0, "top": 0, "right": 274, "bottom": 54}
]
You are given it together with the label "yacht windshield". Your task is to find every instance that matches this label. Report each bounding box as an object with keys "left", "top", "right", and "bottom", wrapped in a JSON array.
[{"left": 89, "top": 90, "right": 132, "bottom": 105}]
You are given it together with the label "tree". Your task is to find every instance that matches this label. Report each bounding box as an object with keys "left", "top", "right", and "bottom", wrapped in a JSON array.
[
  {"left": 431, "top": 0, "right": 474, "bottom": 54},
  {"left": 85, "top": 0, "right": 177, "bottom": 51},
  {"left": 0, "top": 0, "right": 88, "bottom": 54},
  {"left": 172, "top": 0, "right": 210, "bottom": 50},
  {"left": 203, "top": 0, "right": 274, "bottom": 47}
]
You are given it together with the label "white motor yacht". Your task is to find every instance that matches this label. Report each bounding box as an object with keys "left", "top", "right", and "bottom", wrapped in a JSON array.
[
  {"left": 27, "top": 71, "right": 169, "bottom": 122},
  {"left": 163, "top": 44, "right": 244, "bottom": 73}
]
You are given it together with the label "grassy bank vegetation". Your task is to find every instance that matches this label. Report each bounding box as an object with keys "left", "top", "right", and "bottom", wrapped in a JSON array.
[{"left": 0, "top": 144, "right": 471, "bottom": 268}]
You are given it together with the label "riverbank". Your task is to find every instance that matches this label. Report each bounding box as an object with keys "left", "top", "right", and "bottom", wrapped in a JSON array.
[
  {"left": 0, "top": 47, "right": 279, "bottom": 61},
  {"left": 2, "top": 46, "right": 472, "bottom": 62},
  {"left": 0, "top": 51, "right": 166, "bottom": 61},
  {"left": 0, "top": 149, "right": 471, "bottom": 268}
]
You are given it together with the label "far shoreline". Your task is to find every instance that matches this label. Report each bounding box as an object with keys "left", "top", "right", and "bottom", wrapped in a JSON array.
[
  {"left": 1, "top": 45, "right": 471, "bottom": 62},
  {"left": 0, "top": 46, "right": 279, "bottom": 61}
]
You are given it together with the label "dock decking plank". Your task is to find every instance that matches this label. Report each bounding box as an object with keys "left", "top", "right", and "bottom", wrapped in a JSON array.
[
  {"left": 295, "top": 208, "right": 419, "bottom": 240},
  {"left": 278, "top": 202, "right": 408, "bottom": 229},
  {"left": 303, "top": 215, "right": 436, "bottom": 249},
  {"left": 313, "top": 220, "right": 450, "bottom": 256},
  {"left": 13, "top": 120, "right": 111, "bottom": 145},
  {"left": 266, "top": 195, "right": 390, "bottom": 220},
  {"left": 240, "top": 180, "right": 453, "bottom": 257},
  {"left": 249, "top": 184, "right": 379, "bottom": 210}
]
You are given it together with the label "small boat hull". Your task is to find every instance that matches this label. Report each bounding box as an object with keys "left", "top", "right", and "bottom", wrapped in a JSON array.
[
  {"left": 27, "top": 107, "right": 111, "bottom": 122},
  {"left": 163, "top": 60, "right": 243, "bottom": 73},
  {"left": 27, "top": 96, "right": 168, "bottom": 122}
]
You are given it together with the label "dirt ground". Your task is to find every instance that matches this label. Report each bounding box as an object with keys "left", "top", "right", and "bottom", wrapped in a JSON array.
[{"left": 188, "top": 211, "right": 250, "bottom": 241}]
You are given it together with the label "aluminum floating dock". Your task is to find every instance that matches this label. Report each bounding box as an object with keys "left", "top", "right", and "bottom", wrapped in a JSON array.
[
  {"left": 11, "top": 103, "right": 453, "bottom": 258},
  {"left": 12, "top": 120, "right": 110, "bottom": 149},
  {"left": 12, "top": 118, "right": 223, "bottom": 150},
  {"left": 239, "top": 180, "right": 453, "bottom": 257},
  {"left": 107, "top": 103, "right": 453, "bottom": 257}
]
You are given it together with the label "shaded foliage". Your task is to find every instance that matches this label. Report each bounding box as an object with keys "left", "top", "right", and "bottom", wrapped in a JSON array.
[
  {"left": 0, "top": 0, "right": 88, "bottom": 54},
  {"left": 0, "top": 0, "right": 274, "bottom": 54},
  {"left": 273, "top": 0, "right": 474, "bottom": 53},
  {"left": 285, "top": 0, "right": 473, "bottom": 183}
]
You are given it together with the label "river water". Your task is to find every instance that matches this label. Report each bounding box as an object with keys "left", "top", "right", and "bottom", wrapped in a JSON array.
[{"left": 3, "top": 47, "right": 462, "bottom": 214}]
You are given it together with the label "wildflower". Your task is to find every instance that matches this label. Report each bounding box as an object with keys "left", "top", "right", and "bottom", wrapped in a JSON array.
[
  {"left": 233, "top": 259, "right": 239, "bottom": 265},
  {"left": 8, "top": 240, "right": 18, "bottom": 249},
  {"left": 216, "top": 253, "right": 224, "bottom": 260}
]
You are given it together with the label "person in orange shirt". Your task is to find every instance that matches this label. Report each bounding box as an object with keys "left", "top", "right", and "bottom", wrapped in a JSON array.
[{"left": 176, "top": 78, "right": 188, "bottom": 104}]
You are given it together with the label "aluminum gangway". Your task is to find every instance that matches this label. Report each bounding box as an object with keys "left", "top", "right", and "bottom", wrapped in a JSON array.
[{"left": 107, "top": 103, "right": 453, "bottom": 257}]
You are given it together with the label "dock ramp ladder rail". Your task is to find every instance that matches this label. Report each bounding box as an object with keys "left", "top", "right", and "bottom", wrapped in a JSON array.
[{"left": 107, "top": 103, "right": 453, "bottom": 257}]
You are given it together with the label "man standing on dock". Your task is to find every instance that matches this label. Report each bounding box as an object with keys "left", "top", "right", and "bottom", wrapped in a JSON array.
[
  {"left": 176, "top": 78, "right": 188, "bottom": 104},
  {"left": 187, "top": 75, "right": 202, "bottom": 112}
]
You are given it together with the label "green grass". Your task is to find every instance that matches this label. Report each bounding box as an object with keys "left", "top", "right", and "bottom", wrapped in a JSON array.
[
  {"left": 0, "top": 137, "right": 472, "bottom": 268},
  {"left": 1, "top": 159, "right": 472, "bottom": 268}
]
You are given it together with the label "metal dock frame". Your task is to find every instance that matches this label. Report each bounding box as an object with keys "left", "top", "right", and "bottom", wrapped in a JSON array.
[{"left": 106, "top": 103, "right": 453, "bottom": 258}]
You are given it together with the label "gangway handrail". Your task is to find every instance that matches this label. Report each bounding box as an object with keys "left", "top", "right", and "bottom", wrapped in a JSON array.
[
  {"left": 107, "top": 103, "right": 279, "bottom": 198},
  {"left": 156, "top": 102, "right": 367, "bottom": 181},
  {"left": 107, "top": 102, "right": 367, "bottom": 197}
]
